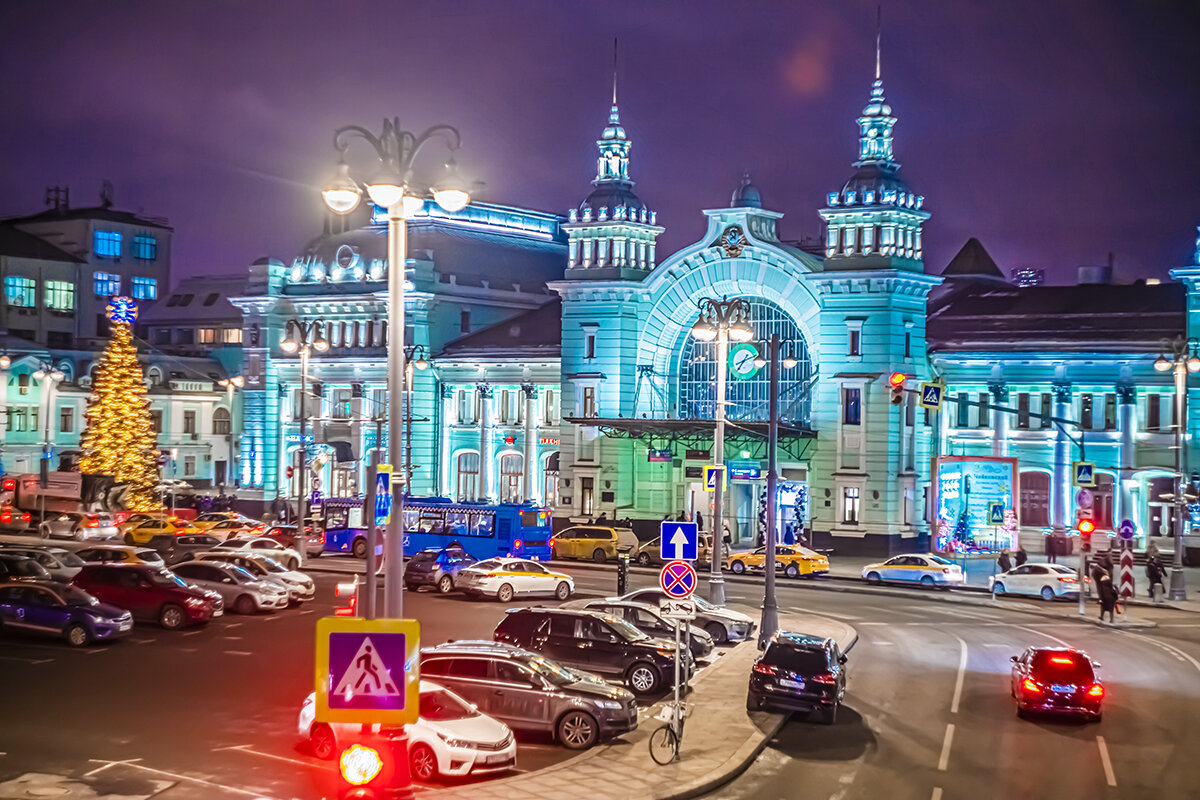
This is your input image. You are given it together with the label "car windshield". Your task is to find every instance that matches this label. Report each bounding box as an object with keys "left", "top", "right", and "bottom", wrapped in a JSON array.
[
  {"left": 259, "top": 558, "right": 287, "bottom": 573},
  {"left": 527, "top": 655, "right": 582, "bottom": 686},
  {"left": 1031, "top": 652, "right": 1095, "bottom": 683},
  {"left": 411, "top": 551, "right": 437, "bottom": 564},
  {"left": 764, "top": 643, "right": 830, "bottom": 673},
  {"left": 691, "top": 595, "right": 718, "bottom": 612},
  {"left": 927, "top": 555, "right": 955, "bottom": 566},
  {"left": 55, "top": 551, "right": 84, "bottom": 567},
  {"left": 153, "top": 570, "right": 189, "bottom": 589},
  {"left": 474, "top": 559, "right": 502, "bottom": 571},
  {"left": 228, "top": 566, "right": 258, "bottom": 582},
  {"left": 59, "top": 586, "right": 99, "bottom": 606},
  {"left": 601, "top": 614, "right": 650, "bottom": 642},
  {"left": 419, "top": 689, "right": 478, "bottom": 721}
]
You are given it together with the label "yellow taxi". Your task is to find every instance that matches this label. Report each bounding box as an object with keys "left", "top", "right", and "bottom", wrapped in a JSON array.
[
  {"left": 725, "top": 545, "right": 830, "bottom": 578},
  {"left": 190, "top": 512, "right": 260, "bottom": 531},
  {"left": 122, "top": 518, "right": 198, "bottom": 545}
]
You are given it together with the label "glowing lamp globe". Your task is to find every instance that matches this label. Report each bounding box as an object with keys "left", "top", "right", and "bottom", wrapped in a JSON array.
[
  {"left": 322, "top": 161, "right": 362, "bottom": 215},
  {"left": 1078, "top": 519, "right": 1096, "bottom": 535},
  {"left": 339, "top": 744, "right": 383, "bottom": 786},
  {"left": 433, "top": 187, "right": 470, "bottom": 213},
  {"left": 888, "top": 372, "right": 908, "bottom": 387},
  {"left": 106, "top": 296, "right": 138, "bottom": 324}
]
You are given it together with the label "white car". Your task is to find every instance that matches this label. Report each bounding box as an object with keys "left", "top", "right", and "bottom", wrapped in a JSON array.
[
  {"left": 990, "top": 563, "right": 1082, "bottom": 601},
  {"left": 861, "top": 553, "right": 966, "bottom": 587},
  {"left": 216, "top": 536, "right": 301, "bottom": 569},
  {"left": 194, "top": 551, "right": 315, "bottom": 603},
  {"left": 455, "top": 557, "right": 574, "bottom": 602},
  {"left": 170, "top": 560, "right": 290, "bottom": 613},
  {"left": 298, "top": 681, "right": 516, "bottom": 781},
  {"left": 0, "top": 546, "right": 84, "bottom": 581}
]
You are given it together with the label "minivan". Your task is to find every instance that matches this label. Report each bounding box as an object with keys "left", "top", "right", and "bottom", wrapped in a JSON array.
[{"left": 550, "top": 526, "right": 639, "bottom": 563}]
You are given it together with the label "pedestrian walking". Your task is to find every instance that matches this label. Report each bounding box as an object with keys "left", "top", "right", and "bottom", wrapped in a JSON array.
[
  {"left": 1097, "top": 573, "right": 1118, "bottom": 623},
  {"left": 997, "top": 548, "right": 1013, "bottom": 573},
  {"left": 783, "top": 524, "right": 796, "bottom": 546},
  {"left": 1015, "top": 546, "right": 1028, "bottom": 568},
  {"left": 1046, "top": 534, "right": 1058, "bottom": 564},
  {"left": 695, "top": 511, "right": 704, "bottom": 531}
]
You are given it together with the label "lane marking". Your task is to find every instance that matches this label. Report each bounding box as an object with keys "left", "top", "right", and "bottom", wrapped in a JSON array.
[
  {"left": 215, "top": 744, "right": 322, "bottom": 769},
  {"left": 950, "top": 634, "right": 967, "bottom": 714},
  {"left": 1097, "top": 735, "right": 1117, "bottom": 787},
  {"left": 84, "top": 648, "right": 110, "bottom": 655},
  {"left": 859, "top": 621, "right": 888, "bottom": 626},
  {"left": 183, "top": 630, "right": 204, "bottom": 636},
  {"left": 93, "top": 758, "right": 275, "bottom": 798},
  {"left": 226, "top": 622, "right": 243, "bottom": 628},
  {"left": 225, "top": 650, "right": 253, "bottom": 656},
  {"left": 0, "top": 656, "right": 52, "bottom": 664},
  {"left": 85, "top": 758, "right": 143, "bottom": 777},
  {"left": 1113, "top": 629, "right": 1200, "bottom": 677},
  {"left": 931, "top": 789, "right": 943, "bottom": 800},
  {"left": 872, "top": 641, "right": 895, "bottom": 646},
  {"left": 983, "top": 643, "right": 1010, "bottom": 648},
  {"left": 131, "top": 638, "right": 155, "bottom": 644},
  {"left": 222, "top": 636, "right": 244, "bottom": 641},
  {"left": 1011, "top": 625, "right": 1073, "bottom": 648},
  {"left": 937, "top": 723, "right": 955, "bottom": 771},
  {"left": 300, "top": 609, "right": 315, "bottom": 615}
]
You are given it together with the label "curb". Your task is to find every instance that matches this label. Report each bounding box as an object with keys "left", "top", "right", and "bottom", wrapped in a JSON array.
[{"left": 655, "top": 712, "right": 788, "bottom": 800}]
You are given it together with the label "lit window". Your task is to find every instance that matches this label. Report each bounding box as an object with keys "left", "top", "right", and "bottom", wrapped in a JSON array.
[
  {"left": 842, "top": 387, "right": 861, "bottom": 425},
  {"left": 93, "top": 272, "right": 121, "bottom": 297},
  {"left": 94, "top": 230, "right": 122, "bottom": 259},
  {"left": 4, "top": 276, "right": 36, "bottom": 307},
  {"left": 133, "top": 235, "right": 157, "bottom": 261},
  {"left": 197, "top": 328, "right": 217, "bottom": 345},
  {"left": 223, "top": 328, "right": 243, "bottom": 344},
  {"left": 582, "top": 387, "right": 597, "bottom": 418},
  {"left": 132, "top": 277, "right": 157, "bottom": 300},
  {"left": 842, "top": 487, "right": 860, "bottom": 524},
  {"left": 60, "top": 407, "right": 74, "bottom": 433},
  {"left": 45, "top": 281, "right": 74, "bottom": 311}
]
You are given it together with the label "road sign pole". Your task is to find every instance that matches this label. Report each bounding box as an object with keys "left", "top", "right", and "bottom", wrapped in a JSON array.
[
  {"left": 709, "top": 327, "right": 728, "bottom": 607},
  {"left": 759, "top": 333, "right": 779, "bottom": 649},
  {"left": 363, "top": 448, "right": 379, "bottom": 620}
]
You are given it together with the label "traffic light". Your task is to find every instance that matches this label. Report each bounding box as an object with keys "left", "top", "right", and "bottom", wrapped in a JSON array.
[
  {"left": 335, "top": 734, "right": 415, "bottom": 800},
  {"left": 286, "top": 466, "right": 295, "bottom": 479},
  {"left": 338, "top": 744, "right": 384, "bottom": 800},
  {"left": 335, "top": 575, "right": 359, "bottom": 617},
  {"left": 889, "top": 372, "right": 907, "bottom": 405},
  {"left": 1077, "top": 512, "right": 1096, "bottom": 553}
]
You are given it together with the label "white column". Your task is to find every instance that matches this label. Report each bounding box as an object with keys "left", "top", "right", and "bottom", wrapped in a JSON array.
[
  {"left": 439, "top": 386, "right": 453, "bottom": 497},
  {"left": 523, "top": 385, "right": 538, "bottom": 503},
  {"left": 991, "top": 384, "right": 1009, "bottom": 457},
  {"left": 1051, "top": 383, "right": 1071, "bottom": 530},
  {"left": 1117, "top": 384, "right": 1136, "bottom": 527},
  {"left": 478, "top": 384, "right": 494, "bottom": 501}
]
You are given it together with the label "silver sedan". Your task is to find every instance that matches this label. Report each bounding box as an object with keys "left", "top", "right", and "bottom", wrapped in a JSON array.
[
  {"left": 0, "top": 546, "right": 84, "bottom": 581},
  {"left": 194, "top": 551, "right": 315, "bottom": 604},
  {"left": 170, "top": 560, "right": 290, "bottom": 613}
]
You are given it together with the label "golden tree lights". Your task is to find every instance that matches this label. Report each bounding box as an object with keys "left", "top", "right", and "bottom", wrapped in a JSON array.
[{"left": 79, "top": 298, "right": 160, "bottom": 510}]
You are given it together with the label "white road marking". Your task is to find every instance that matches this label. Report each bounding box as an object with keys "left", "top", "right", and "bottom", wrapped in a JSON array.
[
  {"left": 0, "top": 656, "right": 52, "bottom": 664},
  {"left": 225, "top": 622, "right": 243, "bottom": 628},
  {"left": 225, "top": 650, "right": 253, "bottom": 656},
  {"left": 183, "top": 630, "right": 204, "bottom": 636},
  {"left": 983, "top": 643, "right": 1011, "bottom": 648},
  {"left": 222, "top": 636, "right": 243, "bottom": 641},
  {"left": 300, "top": 609, "right": 315, "bottom": 615},
  {"left": 937, "top": 723, "right": 955, "bottom": 771},
  {"left": 84, "top": 647, "right": 110, "bottom": 655},
  {"left": 859, "top": 621, "right": 888, "bottom": 626},
  {"left": 131, "top": 638, "right": 155, "bottom": 644},
  {"left": 215, "top": 744, "right": 321, "bottom": 769},
  {"left": 931, "top": 788, "right": 943, "bottom": 800},
  {"left": 84, "top": 758, "right": 143, "bottom": 777},
  {"left": 1011, "top": 625, "right": 1073, "bottom": 648},
  {"left": 872, "top": 641, "right": 895, "bottom": 646},
  {"left": 1114, "top": 629, "right": 1200, "bottom": 677},
  {"left": 93, "top": 758, "right": 275, "bottom": 798},
  {"left": 1097, "top": 735, "right": 1117, "bottom": 786},
  {"left": 950, "top": 634, "right": 967, "bottom": 714}
]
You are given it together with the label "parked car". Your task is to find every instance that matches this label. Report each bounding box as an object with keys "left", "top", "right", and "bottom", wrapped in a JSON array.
[
  {"left": 216, "top": 537, "right": 302, "bottom": 569},
  {"left": 0, "top": 505, "right": 32, "bottom": 533},
  {"left": 725, "top": 545, "right": 830, "bottom": 578},
  {"left": 262, "top": 524, "right": 323, "bottom": 557},
  {"left": 191, "top": 512, "right": 261, "bottom": 531},
  {"left": 0, "top": 546, "right": 84, "bottom": 581},
  {"left": 616, "top": 587, "right": 755, "bottom": 644},
  {"left": 455, "top": 558, "right": 574, "bottom": 602},
  {"left": 565, "top": 598, "right": 714, "bottom": 660},
  {"left": 171, "top": 560, "right": 290, "bottom": 614},
  {"left": 123, "top": 518, "right": 198, "bottom": 546},
  {"left": 194, "top": 551, "right": 315, "bottom": 603},
  {"left": 1011, "top": 647, "right": 1104, "bottom": 721},
  {"left": 299, "top": 681, "right": 517, "bottom": 779},
  {"left": 420, "top": 640, "right": 638, "bottom": 749},
  {"left": 75, "top": 545, "right": 166, "bottom": 567},
  {"left": 405, "top": 546, "right": 479, "bottom": 593},
  {"left": 72, "top": 564, "right": 221, "bottom": 629},
  {"left": 0, "top": 553, "right": 55, "bottom": 583},
  {"left": 550, "top": 526, "right": 639, "bottom": 563},
  {"left": 747, "top": 631, "right": 847, "bottom": 724},
  {"left": 39, "top": 511, "right": 119, "bottom": 541},
  {"left": 697, "top": 533, "right": 730, "bottom": 566},
  {"left": 196, "top": 518, "right": 265, "bottom": 541},
  {"left": 145, "top": 533, "right": 223, "bottom": 565},
  {"left": 0, "top": 581, "right": 132, "bottom": 646},
  {"left": 861, "top": 553, "right": 966, "bottom": 588},
  {"left": 494, "top": 606, "right": 689, "bottom": 696},
  {"left": 990, "top": 563, "right": 1081, "bottom": 601}
]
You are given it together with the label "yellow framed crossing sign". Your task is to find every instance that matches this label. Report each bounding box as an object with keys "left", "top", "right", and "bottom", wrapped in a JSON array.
[{"left": 315, "top": 616, "right": 420, "bottom": 725}]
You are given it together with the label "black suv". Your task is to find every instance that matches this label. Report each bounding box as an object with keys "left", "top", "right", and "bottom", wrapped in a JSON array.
[
  {"left": 494, "top": 607, "right": 691, "bottom": 696},
  {"left": 747, "top": 632, "right": 847, "bottom": 723},
  {"left": 420, "top": 640, "right": 638, "bottom": 749}
]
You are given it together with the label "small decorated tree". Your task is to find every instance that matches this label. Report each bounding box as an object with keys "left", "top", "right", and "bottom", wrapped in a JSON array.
[{"left": 79, "top": 297, "right": 160, "bottom": 510}]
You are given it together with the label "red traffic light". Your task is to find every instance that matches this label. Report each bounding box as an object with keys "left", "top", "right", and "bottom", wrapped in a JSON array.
[
  {"left": 286, "top": 466, "right": 295, "bottom": 479},
  {"left": 340, "top": 744, "right": 383, "bottom": 786},
  {"left": 888, "top": 372, "right": 907, "bottom": 387},
  {"left": 1078, "top": 519, "right": 1096, "bottom": 534}
]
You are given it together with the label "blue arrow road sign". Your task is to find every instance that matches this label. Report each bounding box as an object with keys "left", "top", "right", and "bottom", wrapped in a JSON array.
[
  {"left": 659, "top": 522, "right": 698, "bottom": 562},
  {"left": 1118, "top": 519, "right": 1136, "bottom": 541}
]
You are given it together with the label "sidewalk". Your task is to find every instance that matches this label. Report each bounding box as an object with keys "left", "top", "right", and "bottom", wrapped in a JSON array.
[{"left": 419, "top": 619, "right": 856, "bottom": 800}]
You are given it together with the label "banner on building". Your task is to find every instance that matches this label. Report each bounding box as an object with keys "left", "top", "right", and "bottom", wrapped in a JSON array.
[{"left": 932, "top": 456, "right": 1019, "bottom": 553}]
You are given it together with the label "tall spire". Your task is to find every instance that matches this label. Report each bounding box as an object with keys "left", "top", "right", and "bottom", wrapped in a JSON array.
[
  {"left": 612, "top": 36, "right": 618, "bottom": 107},
  {"left": 875, "top": 5, "right": 881, "bottom": 81},
  {"left": 856, "top": 7, "right": 896, "bottom": 168}
]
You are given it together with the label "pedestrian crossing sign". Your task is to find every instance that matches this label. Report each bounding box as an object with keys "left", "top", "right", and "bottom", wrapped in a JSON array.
[
  {"left": 918, "top": 381, "right": 944, "bottom": 411},
  {"left": 703, "top": 465, "right": 727, "bottom": 492},
  {"left": 374, "top": 464, "right": 393, "bottom": 526},
  {"left": 987, "top": 502, "right": 1005, "bottom": 526},
  {"left": 315, "top": 616, "right": 420, "bottom": 724},
  {"left": 1072, "top": 461, "right": 1096, "bottom": 488}
]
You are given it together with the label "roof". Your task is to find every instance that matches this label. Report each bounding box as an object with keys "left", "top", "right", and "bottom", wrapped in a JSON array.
[
  {"left": 139, "top": 275, "right": 246, "bottom": 323},
  {"left": 0, "top": 225, "right": 84, "bottom": 263},
  {"left": 941, "top": 237, "right": 1006, "bottom": 279},
  {"left": 439, "top": 298, "right": 562, "bottom": 359},
  {"left": 5, "top": 205, "right": 172, "bottom": 231},
  {"left": 928, "top": 281, "right": 1185, "bottom": 352}
]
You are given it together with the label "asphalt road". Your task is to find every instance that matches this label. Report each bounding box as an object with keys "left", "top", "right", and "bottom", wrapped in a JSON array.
[{"left": 2, "top": 548, "right": 1199, "bottom": 800}]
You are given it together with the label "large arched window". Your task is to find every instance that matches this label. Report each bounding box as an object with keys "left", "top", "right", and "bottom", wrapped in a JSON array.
[
  {"left": 456, "top": 451, "right": 480, "bottom": 501},
  {"left": 1019, "top": 471, "right": 1049, "bottom": 527},
  {"left": 677, "top": 298, "right": 813, "bottom": 423},
  {"left": 543, "top": 452, "right": 560, "bottom": 507},
  {"left": 213, "top": 407, "right": 232, "bottom": 436},
  {"left": 499, "top": 454, "right": 523, "bottom": 503}
]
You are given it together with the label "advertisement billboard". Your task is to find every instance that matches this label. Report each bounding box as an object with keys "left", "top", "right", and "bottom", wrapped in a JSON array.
[{"left": 933, "top": 456, "right": 1019, "bottom": 552}]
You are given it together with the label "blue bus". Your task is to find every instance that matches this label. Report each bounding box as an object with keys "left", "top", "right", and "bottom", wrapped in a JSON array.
[{"left": 315, "top": 496, "right": 554, "bottom": 562}]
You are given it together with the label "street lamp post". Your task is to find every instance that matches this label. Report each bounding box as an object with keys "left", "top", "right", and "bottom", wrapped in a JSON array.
[
  {"left": 282, "top": 319, "right": 330, "bottom": 568},
  {"left": 218, "top": 376, "right": 244, "bottom": 489},
  {"left": 1154, "top": 335, "right": 1200, "bottom": 601},
  {"left": 33, "top": 363, "right": 64, "bottom": 524},
  {"left": 321, "top": 118, "right": 470, "bottom": 620},
  {"left": 403, "top": 345, "right": 430, "bottom": 494},
  {"left": 0, "top": 353, "right": 11, "bottom": 475},
  {"left": 690, "top": 297, "right": 754, "bottom": 607}
]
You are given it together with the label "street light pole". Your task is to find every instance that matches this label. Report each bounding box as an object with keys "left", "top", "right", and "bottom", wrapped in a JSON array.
[
  {"left": 1155, "top": 335, "right": 1199, "bottom": 601},
  {"left": 297, "top": 343, "right": 309, "bottom": 568},
  {"left": 758, "top": 334, "right": 780, "bottom": 649},
  {"left": 385, "top": 204, "right": 407, "bottom": 618},
  {"left": 34, "top": 364, "right": 63, "bottom": 525}
]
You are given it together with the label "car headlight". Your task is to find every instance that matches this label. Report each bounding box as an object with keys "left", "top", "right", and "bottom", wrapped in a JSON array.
[
  {"left": 656, "top": 648, "right": 674, "bottom": 657},
  {"left": 435, "top": 731, "right": 471, "bottom": 748},
  {"left": 185, "top": 596, "right": 206, "bottom": 608},
  {"left": 595, "top": 700, "right": 623, "bottom": 709}
]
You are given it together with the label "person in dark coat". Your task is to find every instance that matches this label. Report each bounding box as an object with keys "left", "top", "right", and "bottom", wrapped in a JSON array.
[
  {"left": 1146, "top": 555, "right": 1166, "bottom": 599},
  {"left": 695, "top": 511, "right": 704, "bottom": 531},
  {"left": 1045, "top": 534, "right": 1057, "bottom": 564},
  {"left": 1014, "top": 546, "right": 1028, "bottom": 568},
  {"left": 1097, "top": 573, "right": 1118, "bottom": 623},
  {"left": 997, "top": 549, "right": 1013, "bottom": 573}
]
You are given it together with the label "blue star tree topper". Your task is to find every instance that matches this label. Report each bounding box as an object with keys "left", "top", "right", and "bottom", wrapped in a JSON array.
[{"left": 106, "top": 296, "right": 138, "bottom": 324}]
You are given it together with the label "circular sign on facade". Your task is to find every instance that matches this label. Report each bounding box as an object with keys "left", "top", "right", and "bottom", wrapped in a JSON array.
[
  {"left": 1075, "top": 488, "right": 1094, "bottom": 510},
  {"left": 1118, "top": 519, "right": 1136, "bottom": 541},
  {"left": 659, "top": 560, "right": 697, "bottom": 598}
]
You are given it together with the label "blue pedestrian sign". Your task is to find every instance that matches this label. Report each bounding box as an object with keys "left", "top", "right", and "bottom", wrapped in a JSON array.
[
  {"left": 659, "top": 522, "right": 698, "bottom": 562},
  {"left": 918, "top": 381, "right": 944, "bottom": 411},
  {"left": 1072, "top": 461, "right": 1096, "bottom": 488},
  {"left": 374, "top": 464, "right": 393, "bottom": 526},
  {"left": 703, "top": 465, "right": 727, "bottom": 492},
  {"left": 987, "top": 502, "right": 1005, "bottom": 526}
]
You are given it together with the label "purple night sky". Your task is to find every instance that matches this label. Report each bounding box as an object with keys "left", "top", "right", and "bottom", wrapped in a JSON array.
[{"left": 2, "top": 1, "right": 1197, "bottom": 285}]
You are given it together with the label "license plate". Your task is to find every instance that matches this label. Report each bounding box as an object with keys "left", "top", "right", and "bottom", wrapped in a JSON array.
[
  {"left": 119, "top": 621, "right": 132, "bottom": 631},
  {"left": 780, "top": 678, "right": 805, "bottom": 689},
  {"left": 1050, "top": 684, "right": 1074, "bottom": 693},
  {"left": 482, "top": 753, "right": 511, "bottom": 765}
]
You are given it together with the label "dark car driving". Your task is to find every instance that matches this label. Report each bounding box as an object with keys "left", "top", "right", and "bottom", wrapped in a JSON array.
[
  {"left": 494, "top": 606, "right": 690, "bottom": 696},
  {"left": 72, "top": 564, "right": 221, "bottom": 629},
  {"left": 1011, "top": 646, "right": 1104, "bottom": 721},
  {"left": 146, "top": 533, "right": 223, "bottom": 565},
  {"left": 0, "top": 581, "right": 132, "bottom": 646},
  {"left": 420, "top": 640, "right": 638, "bottom": 749},
  {"left": 747, "top": 632, "right": 847, "bottom": 724},
  {"left": 404, "top": 546, "right": 478, "bottom": 594}
]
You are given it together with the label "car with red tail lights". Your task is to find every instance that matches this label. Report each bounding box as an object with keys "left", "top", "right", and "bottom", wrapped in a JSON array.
[
  {"left": 1011, "top": 647, "right": 1104, "bottom": 721},
  {"left": 747, "top": 632, "right": 847, "bottom": 724}
]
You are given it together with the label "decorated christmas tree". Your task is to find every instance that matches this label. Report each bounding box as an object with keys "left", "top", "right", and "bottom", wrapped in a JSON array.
[{"left": 79, "top": 297, "right": 160, "bottom": 510}]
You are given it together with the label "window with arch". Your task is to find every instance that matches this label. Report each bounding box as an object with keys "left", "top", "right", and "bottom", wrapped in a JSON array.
[
  {"left": 213, "top": 407, "right": 232, "bottom": 436},
  {"left": 1019, "top": 471, "right": 1050, "bottom": 528},
  {"left": 456, "top": 452, "right": 480, "bottom": 501},
  {"left": 499, "top": 453, "right": 523, "bottom": 503},
  {"left": 543, "top": 452, "right": 559, "bottom": 506}
]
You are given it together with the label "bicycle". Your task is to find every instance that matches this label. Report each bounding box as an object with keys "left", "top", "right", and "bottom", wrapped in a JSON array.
[{"left": 648, "top": 700, "right": 688, "bottom": 765}]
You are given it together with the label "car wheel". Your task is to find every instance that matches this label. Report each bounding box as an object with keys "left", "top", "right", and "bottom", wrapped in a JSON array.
[
  {"left": 287, "top": 558, "right": 298, "bottom": 570},
  {"left": 65, "top": 623, "right": 91, "bottom": 647},
  {"left": 181, "top": 553, "right": 194, "bottom": 562},
  {"left": 818, "top": 704, "right": 838, "bottom": 725},
  {"left": 159, "top": 604, "right": 186, "bottom": 630},
  {"left": 555, "top": 581, "right": 571, "bottom": 600},
  {"left": 39, "top": 524, "right": 51, "bottom": 539},
  {"left": 1041, "top": 586, "right": 1055, "bottom": 602},
  {"left": 627, "top": 662, "right": 660, "bottom": 695},
  {"left": 746, "top": 692, "right": 762, "bottom": 712},
  {"left": 994, "top": 582, "right": 1006, "bottom": 595},
  {"left": 784, "top": 563, "right": 800, "bottom": 579},
  {"left": 1016, "top": 705, "right": 1028, "bottom": 720},
  {"left": 731, "top": 560, "right": 746, "bottom": 574},
  {"left": 497, "top": 583, "right": 515, "bottom": 603},
  {"left": 636, "top": 552, "right": 651, "bottom": 566},
  {"left": 73, "top": 527, "right": 86, "bottom": 542},
  {"left": 866, "top": 571, "right": 882, "bottom": 585},
  {"left": 557, "top": 710, "right": 599, "bottom": 750},
  {"left": 124, "top": 534, "right": 135, "bottom": 546},
  {"left": 235, "top": 595, "right": 256, "bottom": 615},
  {"left": 409, "top": 743, "right": 438, "bottom": 781},
  {"left": 705, "top": 621, "right": 728, "bottom": 644},
  {"left": 592, "top": 548, "right": 607, "bottom": 563},
  {"left": 437, "top": 574, "right": 454, "bottom": 594},
  {"left": 352, "top": 538, "right": 368, "bottom": 558},
  {"left": 920, "top": 575, "right": 936, "bottom": 588},
  {"left": 309, "top": 723, "right": 336, "bottom": 760},
  {"left": 1091, "top": 711, "right": 1103, "bottom": 723}
]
